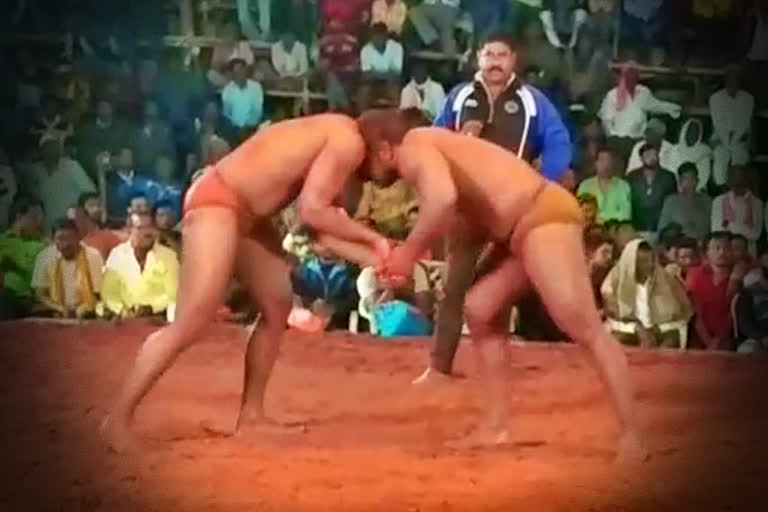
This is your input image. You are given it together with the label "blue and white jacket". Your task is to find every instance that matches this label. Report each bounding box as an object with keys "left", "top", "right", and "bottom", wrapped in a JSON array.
[{"left": 433, "top": 73, "right": 572, "bottom": 181}]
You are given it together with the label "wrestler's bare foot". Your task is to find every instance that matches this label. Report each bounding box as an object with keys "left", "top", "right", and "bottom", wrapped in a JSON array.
[
  {"left": 411, "top": 367, "right": 454, "bottom": 387},
  {"left": 616, "top": 430, "right": 649, "bottom": 464},
  {"left": 100, "top": 415, "right": 143, "bottom": 454},
  {"left": 234, "top": 412, "right": 308, "bottom": 440},
  {"left": 445, "top": 425, "right": 510, "bottom": 450}
]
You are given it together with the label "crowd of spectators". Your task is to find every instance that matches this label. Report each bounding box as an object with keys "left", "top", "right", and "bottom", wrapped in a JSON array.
[{"left": 0, "top": 0, "right": 766, "bottom": 353}]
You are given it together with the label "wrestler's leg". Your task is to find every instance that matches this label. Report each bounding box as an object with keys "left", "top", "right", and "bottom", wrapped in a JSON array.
[
  {"left": 450, "top": 248, "right": 529, "bottom": 448},
  {"left": 233, "top": 228, "right": 294, "bottom": 435},
  {"left": 101, "top": 208, "right": 239, "bottom": 453},
  {"left": 518, "top": 223, "right": 646, "bottom": 461}
]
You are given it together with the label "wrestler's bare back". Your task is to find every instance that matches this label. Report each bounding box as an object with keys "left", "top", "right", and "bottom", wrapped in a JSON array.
[
  {"left": 215, "top": 114, "right": 364, "bottom": 218},
  {"left": 399, "top": 128, "right": 546, "bottom": 241}
]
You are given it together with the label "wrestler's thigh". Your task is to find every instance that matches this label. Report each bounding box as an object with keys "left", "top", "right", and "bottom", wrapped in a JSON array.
[
  {"left": 175, "top": 207, "right": 239, "bottom": 328},
  {"left": 234, "top": 224, "right": 293, "bottom": 313},
  {"left": 465, "top": 246, "right": 529, "bottom": 329},
  {"left": 518, "top": 223, "right": 603, "bottom": 340}
]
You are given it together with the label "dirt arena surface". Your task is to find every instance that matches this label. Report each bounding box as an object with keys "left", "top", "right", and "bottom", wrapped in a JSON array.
[{"left": 0, "top": 321, "right": 766, "bottom": 511}]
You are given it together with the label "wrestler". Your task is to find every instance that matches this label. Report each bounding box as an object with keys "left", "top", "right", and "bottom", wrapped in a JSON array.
[
  {"left": 101, "top": 114, "right": 391, "bottom": 453},
  {"left": 357, "top": 108, "right": 646, "bottom": 461}
]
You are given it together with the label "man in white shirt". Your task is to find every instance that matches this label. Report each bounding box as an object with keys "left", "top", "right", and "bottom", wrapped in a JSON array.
[
  {"left": 32, "top": 219, "right": 103, "bottom": 318},
  {"left": 359, "top": 23, "right": 404, "bottom": 110},
  {"left": 625, "top": 118, "right": 677, "bottom": 175},
  {"left": 270, "top": 31, "right": 309, "bottom": 90},
  {"left": 711, "top": 165, "right": 763, "bottom": 255},
  {"left": 221, "top": 58, "right": 265, "bottom": 140},
  {"left": 709, "top": 65, "right": 753, "bottom": 187},
  {"left": 399, "top": 61, "right": 445, "bottom": 121},
  {"left": 599, "top": 64, "right": 681, "bottom": 166}
]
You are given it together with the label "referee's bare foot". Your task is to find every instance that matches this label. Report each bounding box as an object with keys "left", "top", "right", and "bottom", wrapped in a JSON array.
[
  {"left": 411, "top": 367, "right": 454, "bottom": 387},
  {"left": 100, "top": 415, "right": 143, "bottom": 454}
]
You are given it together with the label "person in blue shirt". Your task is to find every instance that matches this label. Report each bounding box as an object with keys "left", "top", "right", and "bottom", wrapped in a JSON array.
[
  {"left": 99, "top": 147, "right": 155, "bottom": 226},
  {"left": 415, "top": 33, "right": 573, "bottom": 386},
  {"left": 144, "top": 153, "right": 183, "bottom": 221}
]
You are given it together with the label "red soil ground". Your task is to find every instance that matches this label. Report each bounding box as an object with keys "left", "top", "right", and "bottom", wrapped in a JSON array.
[{"left": 0, "top": 321, "right": 766, "bottom": 511}]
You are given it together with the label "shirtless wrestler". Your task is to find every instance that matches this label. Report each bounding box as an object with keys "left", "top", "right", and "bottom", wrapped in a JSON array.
[
  {"left": 101, "top": 114, "right": 392, "bottom": 453},
  {"left": 357, "top": 108, "right": 646, "bottom": 461}
]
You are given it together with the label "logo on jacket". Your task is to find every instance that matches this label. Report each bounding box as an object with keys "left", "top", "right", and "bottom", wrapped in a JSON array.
[
  {"left": 504, "top": 100, "right": 519, "bottom": 114},
  {"left": 465, "top": 98, "right": 478, "bottom": 108}
]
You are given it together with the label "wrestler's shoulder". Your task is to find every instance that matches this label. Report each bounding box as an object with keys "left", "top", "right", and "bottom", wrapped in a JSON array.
[{"left": 402, "top": 126, "right": 453, "bottom": 145}]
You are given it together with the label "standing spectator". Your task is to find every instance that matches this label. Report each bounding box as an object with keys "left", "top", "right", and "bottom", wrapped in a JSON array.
[
  {"left": 601, "top": 239, "right": 693, "bottom": 348},
  {"left": 0, "top": 197, "right": 46, "bottom": 317},
  {"left": 625, "top": 118, "right": 676, "bottom": 176},
  {"left": 564, "top": 27, "right": 612, "bottom": 114},
  {"left": 102, "top": 212, "right": 179, "bottom": 322},
  {"left": 145, "top": 153, "right": 183, "bottom": 221},
  {"left": 686, "top": 232, "right": 741, "bottom": 350},
  {"left": 24, "top": 136, "right": 96, "bottom": 231},
  {"left": 408, "top": 0, "right": 461, "bottom": 55},
  {"left": 658, "top": 163, "right": 712, "bottom": 242},
  {"left": 221, "top": 59, "right": 265, "bottom": 142},
  {"left": 319, "top": 17, "right": 361, "bottom": 112},
  {"left": 134, "top": 99, "right": 174, "bottom": 173},
  {"left": 271, "top": 31, "right": 309, "bottom": 89},
  {"left": 417, "top": 33, "right": 572, "bottom": 384},
  {"left": 31, "top": 218, "right": 103, "bottom": 318},
  {"left": 539, "top": 0, "right": 589, "bottom": 50},
  {"left": 711, "top": 165, "right": 763, "bottom": 254},
  {"left": 521, "top": 21, "right": 565, "bottom": 107},
  {"left": 577, "top": 147, "right": 632, "bottom": 224},
  {"left": 320, "top": 0, "right": 371, "bottom": 34},
  {"left": 359, "top": 22, "right": 404, "bottom": 109},
  {"left": 709, "top": 65, "right": 753, "bottom": 188},
  {"left": 599, "top": 63, "right": 682, "bottom": 167},
  {"left": 626, "top": 144, "right": 677, "bottom": 241},
  {"left": 75, "top": 98, "right": 131, "bottom": 180},
  {"left": 672, "top": 119, "right": 712, "bottom": 191},
  {"left": 98, "top": 147, "right": 153, "bottom": 225},
  {"left": 207, "top": 23, "right": 255, "bottom": 90},
  {"left": 70, "top": 191, "right": 121, "bottom": 261},
  {"left": 399, "top": 61, "right": 446, "bottom": 121},
  {"left": 371, "top": 0, "right": 408, "bottom": 36},
  {"left": 0, "top": 148, "right": 17, "bottom": 229}
]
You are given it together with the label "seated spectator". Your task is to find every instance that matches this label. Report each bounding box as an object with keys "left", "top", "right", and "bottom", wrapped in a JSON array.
[
  {"left": 75, "top": 98, "right": 132, "bottom": 180},
  {"left": 319, "top": 17, "right": 361, "bottom": 112},
  {"left": 145, "top": 153, "right": 183, "bottom": 221},
  {"left": 665, "top": 236, "right": 700, "bottom": 282},
  {"left": 271, "top": 31, "right": 309, "bottom": 89},
  {"left": 399, "top": 61, "right": 446, "bottom": 121},
  {"left": 585, "top": 0, "right": 618, "bottom": 52},
  {"left": 585, "top": 229, "right": 616, "bottom": 307},
  {"left": 540, "top": 0, "right": 589, "bottom": 50},
  {"left": 602, "top": 239, "right": 693, "bottom": 348},
  {"left": 626, "top": 144, "right": 677, "bottom": 241},
  {"left": 134, "top": 99, "right": 174, "bottom": 173},
  {"left": 730, "top": 233, "right": 756, "bottom": 275},
  {"left": 31, "top": 219, "right": 103, "bottom": 319},
  {"left": 359, "top": 22, "right": 404, "bottom": 109},
  {"left": 187, "top": 98, "right": 238, "bottom": 170},
  {"left": 625, "top": 118, "right": 676, "bottom": 175},
  {"left": 686, "top": 232, "right": 743, "bottom": 350},
  {"left": 599, "top": 63, "right": 682, "bottom": 167},
  {"left": 577, "top": 148, "right": 632, "bottom": 224},
  {"left": 672, "top": 119, "right": 711, "bottom": 191},
  {"left": 353, "top": 178, "right": 418, "bottom": 240},
  {"left": 0, "top": 148, "right": 17, "bottom": 229},
  {"left": 207, "top": 22, "right": 256, "bottom": 90},
  {"left": 577, "top": 193, "right": 599, "bottom": 229},
  {"left": 102, "top": 212, "right": 179, "bottom": 322},
  {"left": 371, "top": 0, "right": 408, "bottom": 36},
  {"left": 98, "top": 147, "right": 154, "bottom": 226},
  {"left": 564, "top": 25, "right": 612, "bottom": 114},
  {"left": 408, "top": 0, "right": 461, "bottom": 55},
  {"left": 0, "top": 197, "right": 46, "bottom": 317},
  {"left": 69, "top": 192, "right": 122, "bottom": 261},
  {"left": 711, "top": 165, "right": 763, "bottom": 255},
  {"left": 221, "top": 58, "right": 265, "bottom": 142},
  {"left": 606, "top": 219, "right": 639, "bottom": 252},
  {"left": 23, "top": 135, "right": 96, "bottom": 231},
  {"left": 464, "top": 0, "right": 508, "bottom": 42},
  {"left": 154, "top": 200, "right": 181, "bottom": 254},
  {"left": 658, "top": 163, "right": 712, "bottom": 241},
  {"left": 571, "top": 116, "right": 605, "bottom": 177},
  {"left": 620, "top": 0, "right": 666, "bottom": 59},
  {"left": 735, "top": 249, "right": 768, "bottom": 353},
  {"left": 709, "top": 65, "right": 753, "bottom": 188},
  {"left": 522, "top": 21, "right": 565, "bottom": 103},
  {"left": 31, "top": 95, "right": 73, "bottom": 144}
]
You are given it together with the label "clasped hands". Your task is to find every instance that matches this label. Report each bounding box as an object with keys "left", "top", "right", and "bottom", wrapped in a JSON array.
[{"left": 374, "top": 237, "right": 417, "bottom": 289}]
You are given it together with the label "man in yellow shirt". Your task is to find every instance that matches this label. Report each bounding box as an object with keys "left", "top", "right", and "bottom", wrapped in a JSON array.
[{"left": 102, "top": 212, "right": 179, "bottom": 322}]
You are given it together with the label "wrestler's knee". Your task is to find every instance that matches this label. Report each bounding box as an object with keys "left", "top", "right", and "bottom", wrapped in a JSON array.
[
  {"left": 465, "top": 292, "right": 497, "bottom": 339},
  {"left": 260, "top": 296, "right": 292, "bottom": 330}
]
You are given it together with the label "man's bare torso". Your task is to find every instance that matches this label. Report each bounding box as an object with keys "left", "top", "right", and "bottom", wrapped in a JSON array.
[
  {"left": 215, "top": 114, "right": 363, "bottom": 217},
  {"left": 400, "top": 128, "right": 545, "bottom": 240}
]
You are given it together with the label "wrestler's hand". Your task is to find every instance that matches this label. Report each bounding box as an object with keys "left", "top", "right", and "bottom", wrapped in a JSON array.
[
  {"left": 380, "top": 245, "right": 416, "bottom": 287},
  {"left": 374, "top": 236, "right": 394, "bottom": 267}
]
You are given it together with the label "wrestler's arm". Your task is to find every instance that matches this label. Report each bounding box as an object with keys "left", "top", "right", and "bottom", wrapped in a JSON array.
[
  {"left": 393, "top": 142, "right": 458, "bottom": 267},
  {"left": 297, "top": 137, "right": 388, "bottom": 251}
]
